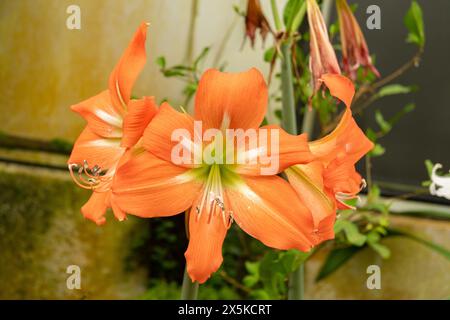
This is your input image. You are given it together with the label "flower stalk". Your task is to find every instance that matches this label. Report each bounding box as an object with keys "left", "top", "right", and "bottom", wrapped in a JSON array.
[
  {"left": 181, "top": 267, "right": 199, "bottom": 300},
  {"left": 287, "top": 0, "right": 335, "bottom": 300},
  {"left": 281, "top": 41, "right": 298, "bottom": 135}
]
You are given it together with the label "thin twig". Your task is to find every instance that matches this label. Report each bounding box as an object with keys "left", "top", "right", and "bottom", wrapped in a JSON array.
[
  {"left": 323, "top": 49, "right": 423, "bottom": 134},
  {"left": 219, "top": 270, "right": 251, "bottom": 294}
]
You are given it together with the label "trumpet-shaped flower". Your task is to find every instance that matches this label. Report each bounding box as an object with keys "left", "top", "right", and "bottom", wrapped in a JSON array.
[
  {"left": 68, "top": 23, "right": 157, "bottom": 225},
  {"left": 307, "top": 0, "right": 341, "bottom": 95},
  {"left": 245, "top": 0, "right": 271, "bottom": 48},
  {"left": 285, "top": 74, "right": 373, "bottom": 244},
  {"left": 113, "top": 68, "right": 318, "bottom": 283},
  {"left": 336, "top": 0, "right": 380, "bottom": 79}
]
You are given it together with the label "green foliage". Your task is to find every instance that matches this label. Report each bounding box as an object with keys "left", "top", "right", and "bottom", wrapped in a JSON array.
[
  {"left": 376, "top": 84, "right": 415, "bottom": 98},
  {"left": 283, "top": 0, "right": 306, "bottom": 34},
  {"left": 316, "top": 246, "right": 361, "bottom": 281},
  {"left": 404, "top": 0, "right": 425, "bottom": 47},
  {"left": 334, "top": 220, "right": 367, "bottom": 246},
  {"left": 156, "top": 47, "right": 210, "bottom": 106},
  {"left": 264, "top": 47, "right": 276, "bottom": 63},
  {"left": 243, "top": 249, "right": 310, "bottom": 299},
  {"left": 140, "top": 279, "right": 240, "bottom": 300},
  {"left": 386, "top": 228, "right": 450, "bottom": 261},
  {"left": 233, "top": 4, "right": 246, "bottom": 17},
  {"left": 49, "top": 138, "right": 73, "bottom": 154},
  {"left": 367, "top": 103, "right": 415, "bottom": 157}
]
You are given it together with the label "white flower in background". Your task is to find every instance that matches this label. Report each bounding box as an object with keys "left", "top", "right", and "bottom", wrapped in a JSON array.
[{"left": 430, "top": 164, "right": 450, "bottom": 200}]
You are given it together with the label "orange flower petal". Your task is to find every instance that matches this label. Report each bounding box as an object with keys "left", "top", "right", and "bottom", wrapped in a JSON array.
[
  {"left": 286, "top": 162, "right": 335, "bottom": 225},
  {"left": 121, "top": 97, "right": 158, "bottom": 148},
  {"left": 81, "top": 191, "right": 110, "bottom": 225},
  {"left": 324, "top": 157, "right": 363, "bottom": 195},
  {"left": 234, "top": 125, "right": 313, "bottom": 176},
  {"left": 185, "top": 197, "right": 228, "bottom": 284},
  {"left": 71, "top": 90, "right": 122, "bottom": 138},
  {"left": 143, "top": 102, "right": 200, "bottom": 168},
  {"left": 112, "top": 150, "right": 202, "bottom": 217},
  {"left": 194, "top": 68, "right": 267, "bottom": 130},
  {"left": 227, "top": 175, "right": 315, "bottom": 251},
  {"left": 312, "top": 109, "right": 374, "bottom": 166},
  {"left": 109, "top": 22, "right": 148, "bottom": 114},
  {"left": 68, "top": 127, "right": 125, "bottom": 170},
  {"left": 110, "top": 194, "right": 127, "bottom": 222},
  {"left": 320, "top": 73, "right": 355, "bottom": 108}
]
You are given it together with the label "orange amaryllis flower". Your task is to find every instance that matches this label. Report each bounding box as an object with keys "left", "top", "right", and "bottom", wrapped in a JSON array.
[
  {"left": 307, "top": 0, "right": 341, "bottom": 95},
  {"left": 337, "top": 0, "right": 380, "bottom": 79},
  {"left": 113, "top": 68, "right": 317, "bottom": 283},
  {"left": 245, "top": 0, "right": 271, "bottom": 48},
  {"left": 285, "top": 74, "right": 373, "bottom": 244},
  {"left": 68, "top": 23, "right": 157, "bottom": 225}
]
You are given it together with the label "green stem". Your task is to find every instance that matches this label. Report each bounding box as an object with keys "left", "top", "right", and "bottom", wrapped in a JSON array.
[
  {"left": 280, "top": 42, "right": 297, "bottom": 134},
  {"left": 184, "top": 0, "right": 199, "bottom": 64},
  {"left": 287, "top": 0, "right": 335, "bottom": 301},
  {"left": 180, "top": 267, "right": 199, "bottom": 300},
  {"left": 270, "top": 0, "right": 283, "bottom": 30},
  {"left": 288, "top": 264, "right": 304, "bottom": 299}
]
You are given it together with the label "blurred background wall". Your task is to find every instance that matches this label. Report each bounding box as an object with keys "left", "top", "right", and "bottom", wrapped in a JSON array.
[{"left": 0, "top": 0, "right": 283, "bottom": 142}]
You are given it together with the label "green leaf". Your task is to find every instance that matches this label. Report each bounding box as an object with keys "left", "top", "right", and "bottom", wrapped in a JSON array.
[
  {"left": 404, "top": 0, "right": 425, "bottom": 47},
  {"left": 386, "top": 228, "right": 450, "bottom": 260},
  {"left": 283, "top": 0, "right": 306, "bottom": 33},
  {"left": 245, "top": 261, "right": 259, "bottom": 275},
  {"left": 155, "top": 56, "right": 166, "bottom": 69},
  {"left": 316, "top": 246, "right": 361, "bottom": 281},
  {"left": 233, "top": 4, "right": 245, "bottom": 17},
  {"left": 375, "top": 110, "right": 392, "bottom": 134},
  {"left": 368, "top": 242, "right": 391, "bottom": 259},
  {"left": 377, "top": 84, "right": 414, "bottom": 98},
  {"left": 365, "top": 128, "right": 378, "bottom": 142},
  {"left": 264, "top": 47, "right": 276, "bottom": 63},
  {"left": 183, "top": 83, "right": 197, "bottom": 97},
  {"left": 334, "top": 220, "right": 367, "bottom": 246},
  {"left": 250, "top": 289, "right": 271, "bottom": 300},
  {"left": 369, "top": 143, "right": 385, "bottom": 157},
  {"left": 163, "top": 69, "right": 186, "bottom": 77},
  {"left": 367, "top": 184, "right": 381, "bottom": 204},
  {"left": 193, "top": 47, "right": 210, "bottom": 69},
  {"left": 388, "top": 103, "right": 416, "bottom": 127},
  {"left": 424, "top": 159, "right": 434, "bottom": 176},
  {"left": 243, "top": 275, "right": 259, "bottom": 288}
]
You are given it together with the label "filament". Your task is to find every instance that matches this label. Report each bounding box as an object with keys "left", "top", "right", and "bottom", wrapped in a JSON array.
[
  {"left": 195, "top": 165, "right": 233, "bottom": 229},
  {"left": 68, "top": 160, "right": 112, "bottom": 191}
]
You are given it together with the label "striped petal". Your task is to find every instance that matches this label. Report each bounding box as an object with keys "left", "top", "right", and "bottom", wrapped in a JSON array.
[
  {"left": 227, "top": 175, "right": 316, "bottom": 251},
  {"left": 112, "top": 150, "right": 202, "bottom": 217},
  {"left": 121, "top": 96, "right": 158, "bottom": 148},
  {"left": 71, "top": 90, "right": 122, "bottom": 138},
  {"left": 194, "top": 68, "right": 267, "bottom": 130},
  {"left": 109, "top": 22, "right": 148, "bottom": 114}
]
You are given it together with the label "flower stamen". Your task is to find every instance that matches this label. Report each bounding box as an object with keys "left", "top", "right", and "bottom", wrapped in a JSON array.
[{"left": 195, "top": 165, "right": 233, "bottom": 229}]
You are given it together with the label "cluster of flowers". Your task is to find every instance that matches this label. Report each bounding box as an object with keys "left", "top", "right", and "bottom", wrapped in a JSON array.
[{"left": 68, "top": 0, "right": 374, "bottom": 283}]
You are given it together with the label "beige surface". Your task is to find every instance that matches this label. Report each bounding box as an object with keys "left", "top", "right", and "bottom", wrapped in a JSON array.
[
  {"left": 306, "top": 215, "right": 450, "bottom": 299},
  {"left": 0, "top": 0, "right": 282, "bottom": 142}
]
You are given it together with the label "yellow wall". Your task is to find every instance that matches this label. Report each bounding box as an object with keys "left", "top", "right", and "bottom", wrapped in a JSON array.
[{"left": 0, "top": 0, "right": 282, "bottom": 141}]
